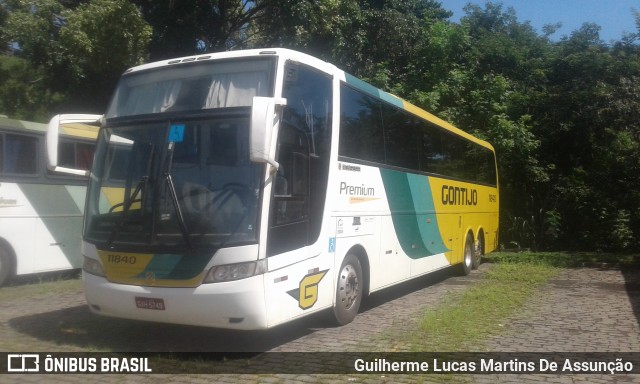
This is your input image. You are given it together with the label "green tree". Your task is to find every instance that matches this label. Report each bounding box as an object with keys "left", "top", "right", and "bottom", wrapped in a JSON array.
[
  {"left": 3, "top": 0, "right": 151, "bottom": 115},
  {"left": 3, "top": 0, "right": 65, "bottom": 66},
  {"left": 132, "top": 0, "right": 276, "bottom": 59},
  {"left": 57, "top": 0, "right": 152, "bottom": 111},
  {"left": 0, "top": 55, "right": 63, "bottom": 121},
  {"left": 0, "top": 2, "right": 10, "bottom": 52},
  {"left": 252, "top": 0, "right": 452, "bottom": 88}
]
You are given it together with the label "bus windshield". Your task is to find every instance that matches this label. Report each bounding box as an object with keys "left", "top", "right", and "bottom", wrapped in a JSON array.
[
  {"left": 84, "top": 116, "right": 263, "bottom": 250},
  {"left": 106, "top": 58, "right": 275, "bottom": 118}
]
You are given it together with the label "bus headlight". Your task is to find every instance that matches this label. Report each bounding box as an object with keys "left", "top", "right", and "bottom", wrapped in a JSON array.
[
  {"left": 203, "top": 260, "right": 266, "bottom": 283},
  {"left": 83, "top": 256, "right": 106, "bottom": 277}
]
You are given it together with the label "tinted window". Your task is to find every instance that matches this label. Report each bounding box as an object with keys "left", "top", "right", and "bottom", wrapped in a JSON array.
[
  {"left": 339, "top": 84, "right": 384, "bottom": 163},
  {"left": 338, "top": 82, "right": 496, "bottom": 186},
  {"left": 59, "top": 139, "right": 95, "bottom": 171},
  {"left": 1, "top": 133, "right": 38, "bottom": 175},
  {"left": 418, "top": 122, "right": 444, "bottom": 174},
  {"left": 382, "top": 104, "right": 419, "bottom": 170}
]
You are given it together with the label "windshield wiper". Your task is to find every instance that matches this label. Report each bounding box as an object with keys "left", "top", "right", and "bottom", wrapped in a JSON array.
[
  {"left": 163, "top": 141, "right": 193, "bottom": 249},
  {"left": 106, "top": 142, "right": 155, "bottom": 247},
  {"left": 106, "top": 175, "right": 148, "bottom": 247},
  {"left": 164, "top": 170, "right": 192, "bottom": 249}
]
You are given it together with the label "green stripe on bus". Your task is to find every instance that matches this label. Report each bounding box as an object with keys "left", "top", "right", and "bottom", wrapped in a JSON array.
[
  {"left": 136, "top": 253, "right": 213, "bottom": 280},
  {"left": 344, "top": 73, "right": 404, "bottom": 109},
  {"left": 380, "top": 169, "right": 449, "bottom": 259}
]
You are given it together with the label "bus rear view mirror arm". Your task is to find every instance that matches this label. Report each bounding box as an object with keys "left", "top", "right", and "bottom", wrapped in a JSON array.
[
  {"left": 47, "top": 114, "right": 102, "bottom": 176},
  {"left": 250, "top": 96, "right": 287, "bottom": 172}
]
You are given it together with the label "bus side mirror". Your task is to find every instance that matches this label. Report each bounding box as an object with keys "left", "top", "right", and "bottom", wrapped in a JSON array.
[
  {"left": 250, "top": 97, "right": 286, "bottom": 171},
  {"left": 47, "top": 114, "right": 102, "bottom": 176}
]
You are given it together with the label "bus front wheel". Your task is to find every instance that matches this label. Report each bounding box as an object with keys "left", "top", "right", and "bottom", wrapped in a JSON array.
[
  {"left": 333, "top": 254, "right": 363, "bottom": 326},
  {"left": 0, "top": 245, "right": 14, "bottom": 286}
]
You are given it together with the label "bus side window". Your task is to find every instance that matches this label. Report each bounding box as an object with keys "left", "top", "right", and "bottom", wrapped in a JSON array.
[
  {"left": 1, "top": 133, "right": 38, "bottom": 175},
  {"left": 272, "top": 125, "right": 310, "bottom": 224}
]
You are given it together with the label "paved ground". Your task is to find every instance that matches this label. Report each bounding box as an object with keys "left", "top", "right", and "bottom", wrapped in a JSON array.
[{"left": 1, "top": 263, "right": 639, "bottom": 383}]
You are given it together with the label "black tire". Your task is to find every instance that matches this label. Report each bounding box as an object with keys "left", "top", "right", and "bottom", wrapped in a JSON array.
[
  {"left": 0, "top": 246, "right": 14, "bottom": 287},
  {"left": 333, "top": 254, "right": 363, "bottom": 326},
  {"left": 458, "top": 233, "right": 473, "bottom": 276},
  {"left": 472, "top": 233, "right": 484, "bottom": 270}
]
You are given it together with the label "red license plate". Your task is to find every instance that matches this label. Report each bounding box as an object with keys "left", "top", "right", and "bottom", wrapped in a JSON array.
[{"left": 135, "top": 297, "right": 165, "bottom": 310}]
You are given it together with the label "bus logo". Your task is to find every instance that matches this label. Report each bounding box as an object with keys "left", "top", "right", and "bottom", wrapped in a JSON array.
[
  {"left": 441, "top": 185, "right": 478, "bottom": 206},
  {"left": 287, "top": 270, "right": 328, "bottom": 310}
]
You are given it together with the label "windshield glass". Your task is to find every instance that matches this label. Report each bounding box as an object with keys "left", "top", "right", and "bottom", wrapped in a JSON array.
[
  {"left": 106, "top": 58, "right": 275, "bottom": 118},
  {"left": 85, "top": 115, "right": 262, "bottom": 249}
]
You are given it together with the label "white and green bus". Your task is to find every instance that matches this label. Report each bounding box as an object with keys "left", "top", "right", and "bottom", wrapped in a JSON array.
[
  {"left": 51, "top": 48, "right": 498, "bottom": 329},
  {"left": 0, "top": 115, "right": 98, "bottom": 285}
]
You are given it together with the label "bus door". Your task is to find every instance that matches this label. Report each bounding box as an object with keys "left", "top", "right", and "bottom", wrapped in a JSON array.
[{"left": 262, "top": 123, "right": 333, "bottom": 325}]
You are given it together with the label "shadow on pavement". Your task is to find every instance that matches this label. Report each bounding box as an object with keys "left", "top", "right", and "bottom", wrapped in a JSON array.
[
  {"left": 621, "top": 265, "right": 640, "bottom": 327},
  {"left": 8, "top": 305, "right": 318, "bottom": 354},
  {"left": 8, "top": 266, "right": 469, "bottom": 355},
  {"left": 360, "top": 266, "right": 469, "bottom": 312}
]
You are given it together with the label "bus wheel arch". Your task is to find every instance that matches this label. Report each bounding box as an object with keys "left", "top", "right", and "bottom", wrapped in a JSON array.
[
  {"left": 472, "top": 229, "right": 485, "bottom": 270},
  {"left": 333, "top": 246, "right": 369, "bottom": 326},
  {"left": 0, "top": 239, "right": 16, "bottom": 286}
]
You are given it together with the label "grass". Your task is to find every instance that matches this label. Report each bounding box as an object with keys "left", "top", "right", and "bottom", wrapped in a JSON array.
[
  {"left": 406, "top": 252, "right": 568, "bottom": 352},
  {"left": 405, "top": 250, "right": 640, "bottom": 352},
  {"left": 0, "top": 271, "right": 82, "bottom": 301},
  {"left": 487, "top": 251, "right": 640, "bottom": 268}
]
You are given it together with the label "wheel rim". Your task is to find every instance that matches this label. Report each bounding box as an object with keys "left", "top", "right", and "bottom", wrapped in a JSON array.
[
  {"left": 474, "top": 237, "right": 484, "bottom": 264},
  {"left": 337, "top": 263, "right": 359, "bottom": 310},
  {"left": 464, "top": 239, "right": 473, "bottom": 268}
]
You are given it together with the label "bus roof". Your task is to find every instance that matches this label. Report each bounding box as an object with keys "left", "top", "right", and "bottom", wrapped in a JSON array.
[{"left": 0, "top": 116, "right": 47, "bottom": 134}]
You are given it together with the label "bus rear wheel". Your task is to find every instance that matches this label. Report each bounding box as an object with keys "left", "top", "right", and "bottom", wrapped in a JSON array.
[
  {"left": 458, "top": 233, "right": 474, "bottom": 276},
  {"left": 333, "top": 254, "right": 363, "bottom": 326},
  {"left": 472, "top": 233, "right": 484, "bottom": 270}
]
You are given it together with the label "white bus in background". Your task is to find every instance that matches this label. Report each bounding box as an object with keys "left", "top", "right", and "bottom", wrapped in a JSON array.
[
  {"left": 0, "top": 115, "right": 98, "bottom": 285},
  {"left": 51, "top": 48, "right": 498, "bottom": 329}
]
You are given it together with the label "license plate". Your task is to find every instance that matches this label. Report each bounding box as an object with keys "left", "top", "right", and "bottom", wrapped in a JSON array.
[{"left": 135, "top": 297, "right": 165, "bottom": 310}]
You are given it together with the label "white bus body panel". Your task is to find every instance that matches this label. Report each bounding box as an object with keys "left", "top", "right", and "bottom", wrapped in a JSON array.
[{"left": 0, "top": 182, "right": 83, "bottom": 274}]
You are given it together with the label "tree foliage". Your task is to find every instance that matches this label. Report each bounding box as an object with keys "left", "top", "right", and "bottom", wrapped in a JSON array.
[
  {"left": 2, "top": 0, "right": 151, "bottom": 112},
  {"left": 2, "top": 0, "right": 640, "bottom": 251}
]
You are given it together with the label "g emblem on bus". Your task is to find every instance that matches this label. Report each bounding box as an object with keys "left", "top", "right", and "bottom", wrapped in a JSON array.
[{"left": 287, "top": 270, "right": 328, "bottom": 310}]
